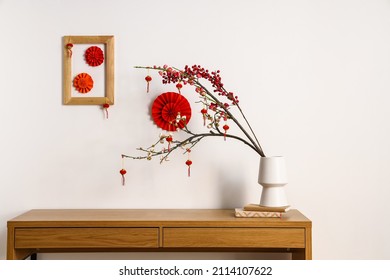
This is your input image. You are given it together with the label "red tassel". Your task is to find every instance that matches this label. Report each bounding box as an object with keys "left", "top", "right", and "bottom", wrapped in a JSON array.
[
  {"left": 223, "top": 124, "right": 229, "bottom": 141},
  {"left": 103, "top": 103, "right": 109, "bottom": 119},
  {"left": 176, "top": 83, "right": 183, "bottom": 94},
  {"left": 120, "top": 169, "right": 127, "bottom": 186},
  {"left": 201, "top": 108, "right": 207, "bottom": 126},
  {"left": 166, "top": 135, "right": 173, "bottom": 151},
  {"left": 185, "top": 160, "right": 192, "bottom": 177},
  {"left": 145, "top": 75, "right": 152, "bottom": 93},
  {"left": 66, "top": 43, "right": 73, "bottom": 57}
]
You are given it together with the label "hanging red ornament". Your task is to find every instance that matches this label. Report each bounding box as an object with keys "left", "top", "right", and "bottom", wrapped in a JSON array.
[
  {"left": 185, "top": 160, "right": 192, "bottom": 177},
  {"left": 119, "top": 169, "right": 127, "bottom": 186},
  {"left": 166, "top": 135, "right": 173, "bottom": 151},
  {"left": 201, "top": 108, "right": 208, "bottom": 126},
  {"left": 151, "top": 92, "right": 192, "bottom": 131},
  {"left": 85, "top": 46, "right": 104, "bottom": 67},
  {"left": 176, "top": 83, "right": 183, "bottom": 94},
  {"left": 103, "top": 103, "right": 110, "bottom": 119},
  {"left": 223, "top": 124, "right": 230, "bottom": 141},
  {"left": 185, "top": 148, "right": 192, "bottom": 177},
  {"left": 145, "top": 75, "right": 152, "bottom": 93},
  {"left": 66, "top": 43, "right": 73, "bottom": 57},
  {"left": 73, "top": 73, "right": 94, "bottom": 93}
]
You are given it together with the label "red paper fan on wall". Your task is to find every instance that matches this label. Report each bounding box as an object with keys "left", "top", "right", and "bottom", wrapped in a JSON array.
[
  {"left": 85, "top": 46, "right": 104, "bottom": 67},
  {"left": 73, "top": 73, "right": 94, "bottom": 93},
  {"left": 152, "top": 92, "right": 192, "bottom": 131}
]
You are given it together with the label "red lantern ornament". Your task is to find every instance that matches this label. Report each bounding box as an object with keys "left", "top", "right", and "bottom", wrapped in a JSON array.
[
  {"left": 176, "top": 83, "right": 183, "bottom": 94},
  {"left": 119, "top": 169, "right": 127, "bottom": 186},
  {"left": 151, "top": 92, "right": 192, "bottom": 131},
  {"left": 85, "top": 46, "right": 104, "bottom": 67},
  {"left": 185, "top": 160, "right": 192, "bottom": 177},
  {"left": 166, "top": 135, "right": 173, "bottom": 151},
  {"left": 201, "top": 108, "right": 208, "bottom": 126},
  {"left": 223, "top": 124, "right": 230, "bottom": 141},
  {"left": 103, "top": 103, "right": 110, "bottom": 119},
  {"left": 66, "top": 43, "right": 73, "bottom": 57},
  {"left": 185, "top": 148, "right": 192, "bottom": 177},
  {"left": 145, "top": 75, "right": 152, "bottom": 93}
]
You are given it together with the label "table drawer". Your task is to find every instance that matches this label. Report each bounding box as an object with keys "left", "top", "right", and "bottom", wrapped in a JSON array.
[
  {"left": 164, "top": 228, "right": 305, "bottom": 248},
  {"left": 15, "top": 228, "right": 159, "bottom": 249}
]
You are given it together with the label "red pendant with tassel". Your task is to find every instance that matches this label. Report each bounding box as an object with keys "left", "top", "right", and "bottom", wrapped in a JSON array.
[
  {"left": 176, "top": 83, "right": 183, "bottom": 94},
  {"left": 103, "top": 103, "right": 110, "bottom": 119},
  {"left": 223, "top": 124, "right": 229, "bottom": 141},
  {"left": 185, "top": 148, "right": 192, "bottom": 177},
  {"left": 201, "top": 108, "right": 207, "bottom": 126},
  {"left": 166, "top": 135, "right": 173, "bottom": 151},
  {"left": 185, "top": 160, "right": 192, "bottom": 177},
  {"left": 145, "top": 75, "right": 152, "bottom": 93},
  {"left": 66, "top": 43, "right": 73, "bottom": 57},
  {"left": 119, "top": 169, "right": 127, "bottom": 186}
]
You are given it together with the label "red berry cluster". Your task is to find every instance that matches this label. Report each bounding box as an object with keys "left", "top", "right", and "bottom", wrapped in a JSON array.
[
  {"left": 184, "top": 65, "right": 238, "bottom": 104},
  {"left": 184, "top": 65, "right": 221, "bottom": 89},
  {"left": 184, "top": 65, "right": 239, "bottom": 105},
  {"left": 156, "top": 65, "right": 182, "bottom": 84},
  {"left": 154, "top": 65, "right": 239, "bottom": 105}
]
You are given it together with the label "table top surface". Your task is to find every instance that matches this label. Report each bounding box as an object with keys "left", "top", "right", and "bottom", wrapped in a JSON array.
[{"left": 8, "top": 209, "right": 311, "bottom": 228}]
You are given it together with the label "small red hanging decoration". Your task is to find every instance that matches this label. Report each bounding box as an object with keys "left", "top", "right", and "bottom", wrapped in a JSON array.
[
  {"left": 223, "top": 124, "right": 230, "bottom": 141},
  {"left": 201, "top": 108, "right": 208, "bottom": 126},
  {"left": 85, "top": 46, "right": 104, "bottom": 67},
  {"left": 151, "top": 92, "right": 192, "bottom": 131},
  {"left": 185, "top": 148, "right": 192, "bottom": 177},
  {"left": 103, "top": 103, "right": 110, "bottom": 119},
  {"left": 185, "top": 160, "right": 192, "bottom": 177},
  {"left": 176, "top": 83, "right": 183, "bottom": 94},
  {"left": 73, "top": 73, "right": 94, "bottom": 93},
  {"left": 166, "top": 135, "right": 173, "bottom": 151},
  {"left": 66, "top": 43, "right": 73, "bottom": 57},
  {"left": 145, "top": 75, "right": 152, "bottom": 93},
  {"left": 119, "top": 169, "right": 127, "bottom": 186}
]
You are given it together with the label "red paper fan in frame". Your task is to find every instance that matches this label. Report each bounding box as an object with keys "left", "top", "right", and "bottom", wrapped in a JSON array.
[
  {"left": 152, "top": 92, "right": 192, "bottom": 131},
  {"left": 73, "top": 73, "right": 94, "bottom": 93},
  {"left": 85, "top": 46, "right": 104, "bottom": 67}
]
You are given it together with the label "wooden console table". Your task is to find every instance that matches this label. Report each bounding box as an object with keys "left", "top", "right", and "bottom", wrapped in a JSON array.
[{"left": 7, "top": 209, "right": 312, "bottom": 260}]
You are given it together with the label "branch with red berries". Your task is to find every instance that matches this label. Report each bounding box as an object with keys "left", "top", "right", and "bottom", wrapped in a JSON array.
[{"left": 120, "top": 64, "right": 266, "bottom": 182}]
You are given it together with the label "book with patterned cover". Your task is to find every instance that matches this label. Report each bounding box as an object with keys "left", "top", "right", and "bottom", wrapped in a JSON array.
[
  {"left": 235, "top": 208, "right": 282, "bottom": 218},
  {"left": 243, "top": 204, "right": 290, "bottom": 212}
]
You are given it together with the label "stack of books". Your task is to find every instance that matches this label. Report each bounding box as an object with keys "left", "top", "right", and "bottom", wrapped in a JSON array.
[{"left": 235, "top": 204, "right": 290, "bottom": 218}]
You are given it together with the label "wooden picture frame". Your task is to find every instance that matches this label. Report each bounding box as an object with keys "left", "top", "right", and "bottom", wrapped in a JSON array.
[{"left": 63, "top": 35, "right": 114, "bottom": 105}]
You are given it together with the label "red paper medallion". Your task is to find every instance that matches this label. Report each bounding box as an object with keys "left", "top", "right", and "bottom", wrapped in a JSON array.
[
  {"left": 85, "top": 46, "right": 104, "bottom": 67},
  {"left": 151, "top": 92, "right": 192, "bottom": 131},
  {"left": 73, "top": 73, "right": 94, "bottom": 93}
]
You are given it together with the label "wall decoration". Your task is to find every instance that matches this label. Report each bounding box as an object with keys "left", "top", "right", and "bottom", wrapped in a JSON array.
[
  {"left": 151, "top": 92, "right": 192, "bottom": 131},
  {"left": 121, "top": 65, "right": 288, "bottom": 206},
  {"left": 121, "top": 65, "right": 268, "bottom": 181},
  {"left": 73, "top": 73, "right": 94, "bottom": 93},
  {"left": 85, "top": 46, "right": 104, "bottom": 67},
  {"left": 66, "top": 43, "right": 73, "bottom": 57},
  {"left": 145, "top": 75, "right": 152, "bottom": 93},
  {"left": 63, "top": 35, "right": 114, "bottom": 105},
  {"left": 102, "top": 103, "right": 110, "bottom": 119}
]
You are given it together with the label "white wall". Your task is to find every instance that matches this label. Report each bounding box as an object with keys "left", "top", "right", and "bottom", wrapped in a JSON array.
[{"left": 1, "top": 0, "right": 390, "bottom": 260}]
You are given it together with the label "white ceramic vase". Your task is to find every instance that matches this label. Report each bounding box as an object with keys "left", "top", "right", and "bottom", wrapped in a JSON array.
[{"left": 258, "top": 156, "right": 289, "bottom": 207}]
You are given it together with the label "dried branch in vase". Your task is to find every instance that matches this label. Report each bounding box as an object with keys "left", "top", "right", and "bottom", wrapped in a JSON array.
[{"left": 120, "top": 64, "right": 266, "bottom": 182}]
